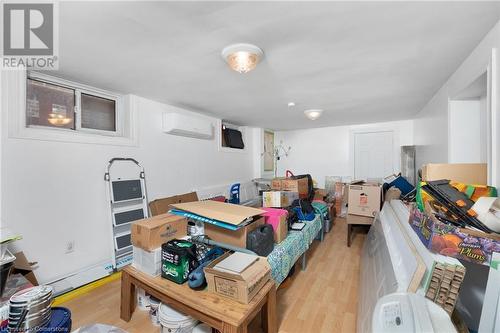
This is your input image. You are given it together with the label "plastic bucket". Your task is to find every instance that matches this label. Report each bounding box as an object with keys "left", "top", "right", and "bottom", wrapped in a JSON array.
[
  {"left": 38, "top": 307, "right": 71, "bottom": 333},
  {"left": 159, "top": 303, "right": 197, "bottom": 333},
  {"left": 136, "top": 288, "right": 150, "bottom": 311},
  {"left": 192, "top": 323, "right": 211, "bottom": 333}
]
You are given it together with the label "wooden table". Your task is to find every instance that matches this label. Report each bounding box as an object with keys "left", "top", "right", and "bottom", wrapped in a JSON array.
[
  {"left": 120, "top": 266, "right": 277, "bottom": 333},
  {"left": 347, "top": 214, "right": 373, "bottom": 247}
]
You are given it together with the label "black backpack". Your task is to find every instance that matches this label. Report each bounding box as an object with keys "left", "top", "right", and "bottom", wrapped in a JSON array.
[
  {"left": 291, "top": 199, "right": 315, "bottom": 215},
  {"left": 246, "top": 224, "right": 274, "bottom": 256}
]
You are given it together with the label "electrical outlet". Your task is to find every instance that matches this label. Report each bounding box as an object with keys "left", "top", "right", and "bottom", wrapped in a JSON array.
[{"left": 65, "top": 240, "right": 75, "bottom": 254}]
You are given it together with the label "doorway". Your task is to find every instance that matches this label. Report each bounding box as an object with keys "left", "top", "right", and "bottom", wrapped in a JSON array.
[{"left": 449, "top": 72, "right": 488, "bottom": 164}]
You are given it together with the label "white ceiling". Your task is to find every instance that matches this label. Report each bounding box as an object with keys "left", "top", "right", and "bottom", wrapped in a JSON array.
[{"left": 53, "top": 1, "right": 500, "bottom": 130}]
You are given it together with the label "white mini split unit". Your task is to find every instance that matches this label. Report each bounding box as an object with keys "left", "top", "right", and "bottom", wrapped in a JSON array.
[{"left": 162, "top": 112, "right": 214, "bottom": 139}]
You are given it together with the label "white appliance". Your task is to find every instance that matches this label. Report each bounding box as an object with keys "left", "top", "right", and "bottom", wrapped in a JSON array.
[
  {"left": 358, "top": 200, "right": 458, "bottom": 333},
  {"left": 162, "top": 112, "right": 213, "bottom": 139},
  {"left": 373, "top": 293, "right": 456, "bottom": 333}
]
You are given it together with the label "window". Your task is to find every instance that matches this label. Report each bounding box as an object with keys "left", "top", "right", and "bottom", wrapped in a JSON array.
[
  {"left": 26, "top": 72, "right": 121, "bottom": 135},
  {"left": 221, "top": 123, "right": 245, "bottom": 149},
  {"left": 219, "top": 121, "right": 246, "bottom": 152},
  {"left": 27, "top": 79, "right": 75, "bottom": 129},
  {"left": 81, "top": 93, "right": 116, "bottom": 132}
]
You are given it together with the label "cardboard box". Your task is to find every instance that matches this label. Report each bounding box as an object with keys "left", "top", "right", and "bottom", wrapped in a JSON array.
[
  {"left": 170, "top": 200, "right": 265, "bottom": 226},
  {"left": 261, "top": 208, "right": 288, "bottom": 243},
  {"left": 149, "top": 192, "right": 199, "bottom": 216},
  {"left": 314, "top": 188, "right": 328, "bottom": 201},
  {"left": 422, "top": 163, "right": 487, "bottom": 185},
  {"left": 204, "top": 218, "right": 264, "bottom": 248},
  {"left": 271, "top": 177, "right": 286, "bottom": 190},
  {"left": 409, "top": 205, "right": 500, "bottom": 266},
  {"left": 131, "top": 213, "right": 187, "bottom": 251},
  {"left": 170, "top": 200, "right": 266, "bottom": 249},
  {"left": 12, "top": 252, "right": 38, "bottom": 286},
  {"left": 262, "top": 191, "right": 299, "bottom": 208},
  {"left": 347, "top": 182, "right": 382, "bottom": 217},
  {"left": 204, "top": 252, "right": 271, "bottom": 304},
  {"left": 274, "top": 217, "right": 288, "bottom": 243},
  {"left": 282, "top": 178, "right": 309, "bottom": 198}
]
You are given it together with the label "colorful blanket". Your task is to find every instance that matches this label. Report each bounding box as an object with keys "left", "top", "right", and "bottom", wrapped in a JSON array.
[{"left": 267, "top": 215, "right": 322, "bottom": 285}]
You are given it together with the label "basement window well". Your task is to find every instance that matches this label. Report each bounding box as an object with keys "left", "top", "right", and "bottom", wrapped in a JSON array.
[{"left": 219, "top": 121, "right": 246, "bottom": 152}]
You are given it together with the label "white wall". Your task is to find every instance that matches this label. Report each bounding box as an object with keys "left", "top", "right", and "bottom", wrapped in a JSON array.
[
  {"left": 274, "top": 120, "right": 414, "bottom": 187},
  {"left": 1, "top": 73, "right": 258, "bottom": 283},
  {"left": 414, "top": 21, "right": 500, "bottom": 187}
]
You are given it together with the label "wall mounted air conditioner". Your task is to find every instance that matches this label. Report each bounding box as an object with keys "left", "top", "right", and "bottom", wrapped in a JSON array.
[{"left": 162, "top": 112, "right": 214, "bottom": 139}]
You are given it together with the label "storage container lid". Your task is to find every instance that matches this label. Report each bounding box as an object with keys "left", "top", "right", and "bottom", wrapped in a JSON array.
[
  {"left": 42, "top": 307, "right": 71, "bottom": 330},
  {"left": 159, "top": 303, "right": 192, "bottom": 321},
  {"left": 10, "top": 286, "right": 53, "bottom": 304}
]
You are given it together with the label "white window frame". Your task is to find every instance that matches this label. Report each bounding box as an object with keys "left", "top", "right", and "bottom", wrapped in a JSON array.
[
  {"left": 217, "top": 119, "right": 248, "bottom": 153},
  {"left": 2, "top": 69, "right": 138, "bottom": 147},
  {"left": 28, "top": 71, "right": 124, "bottom": 137}
]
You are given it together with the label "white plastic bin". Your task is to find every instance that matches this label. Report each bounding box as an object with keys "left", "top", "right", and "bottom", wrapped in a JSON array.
[{"left": 132, "top": 246, "right": 161, "bottom": 276}]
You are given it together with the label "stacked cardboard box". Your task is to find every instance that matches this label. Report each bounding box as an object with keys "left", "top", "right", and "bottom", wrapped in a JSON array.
[
  {"left": 170, "top": 200, "right": 265, "bottom": 249},
  {"left": 131, "top": 213, "right": 188, "bottom": 276},
  {"left": 347, "top": 182, "right": 382, "bottom": 218},
  {"left": 204, "top": 252, "right": 271, "bottom": 304},
  {"left": 262, "top": 191, "right": 299, "bottom": 208},
  {"left": 263, "top": 176, "right": 309, "bottom": 208},
  {"left": 149, "top": 192, "right": 198, "bottom": 216},
  {"left": 261, "top": 208, "right": 288, "bottom": 243},
  {"left": 422, "top": 163, "right": 487, "bottom": 185}
]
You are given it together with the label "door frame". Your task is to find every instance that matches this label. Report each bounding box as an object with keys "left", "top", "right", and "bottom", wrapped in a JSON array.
[
  {"left": 446, "top": 48, "right": 497, "bottom": 186},
  {"left": 350, "top": 128, "right": 396, "bottom": 180},
  {"left": 487, "top": 48, "right": 498, "bottom": 187}
]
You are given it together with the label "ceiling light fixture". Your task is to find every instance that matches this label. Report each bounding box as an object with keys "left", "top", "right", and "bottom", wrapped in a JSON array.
[
  {"left": 47, "top": 113, "right": 71, "bottom": 126},
  {"left": 304, "top": 109, "right": 323, "bottom": 120},
  {"left": 221, "top": 43, "right": 263, "bottom": 73}
]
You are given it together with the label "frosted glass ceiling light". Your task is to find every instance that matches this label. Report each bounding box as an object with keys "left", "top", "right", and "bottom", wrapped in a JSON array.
[
  {"left": 48, "top": 113, "right": 71, "bottom": 126},
  {"left": 304, "top": 109, "right": 323, "bottom": 120},
  {"left": 221, "top": 43, "right": 263, "bottom": 73}
]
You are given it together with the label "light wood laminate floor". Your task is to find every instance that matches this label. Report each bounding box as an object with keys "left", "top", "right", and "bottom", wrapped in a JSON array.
[{"left": 62, "top": 217, "right": 366, "bottom": 333}]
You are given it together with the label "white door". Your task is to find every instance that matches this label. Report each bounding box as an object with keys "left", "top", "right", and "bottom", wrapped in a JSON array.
[
  {"left": 354, "top": 131, "right": 394, "bottom": 180},
  {"left": 449, "top": 100, "right": 485, "bottom": 163}
]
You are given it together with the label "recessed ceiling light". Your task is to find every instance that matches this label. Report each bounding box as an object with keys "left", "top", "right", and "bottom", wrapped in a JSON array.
[
  {"left": 304, "top": 109, "right": 323, "bottom": 120},
  {"left": 288, "top": 102, "right": 296, "bottom": 107},
  {"left": 221, "top": 43, "right": 263, "bottom": 74}
]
